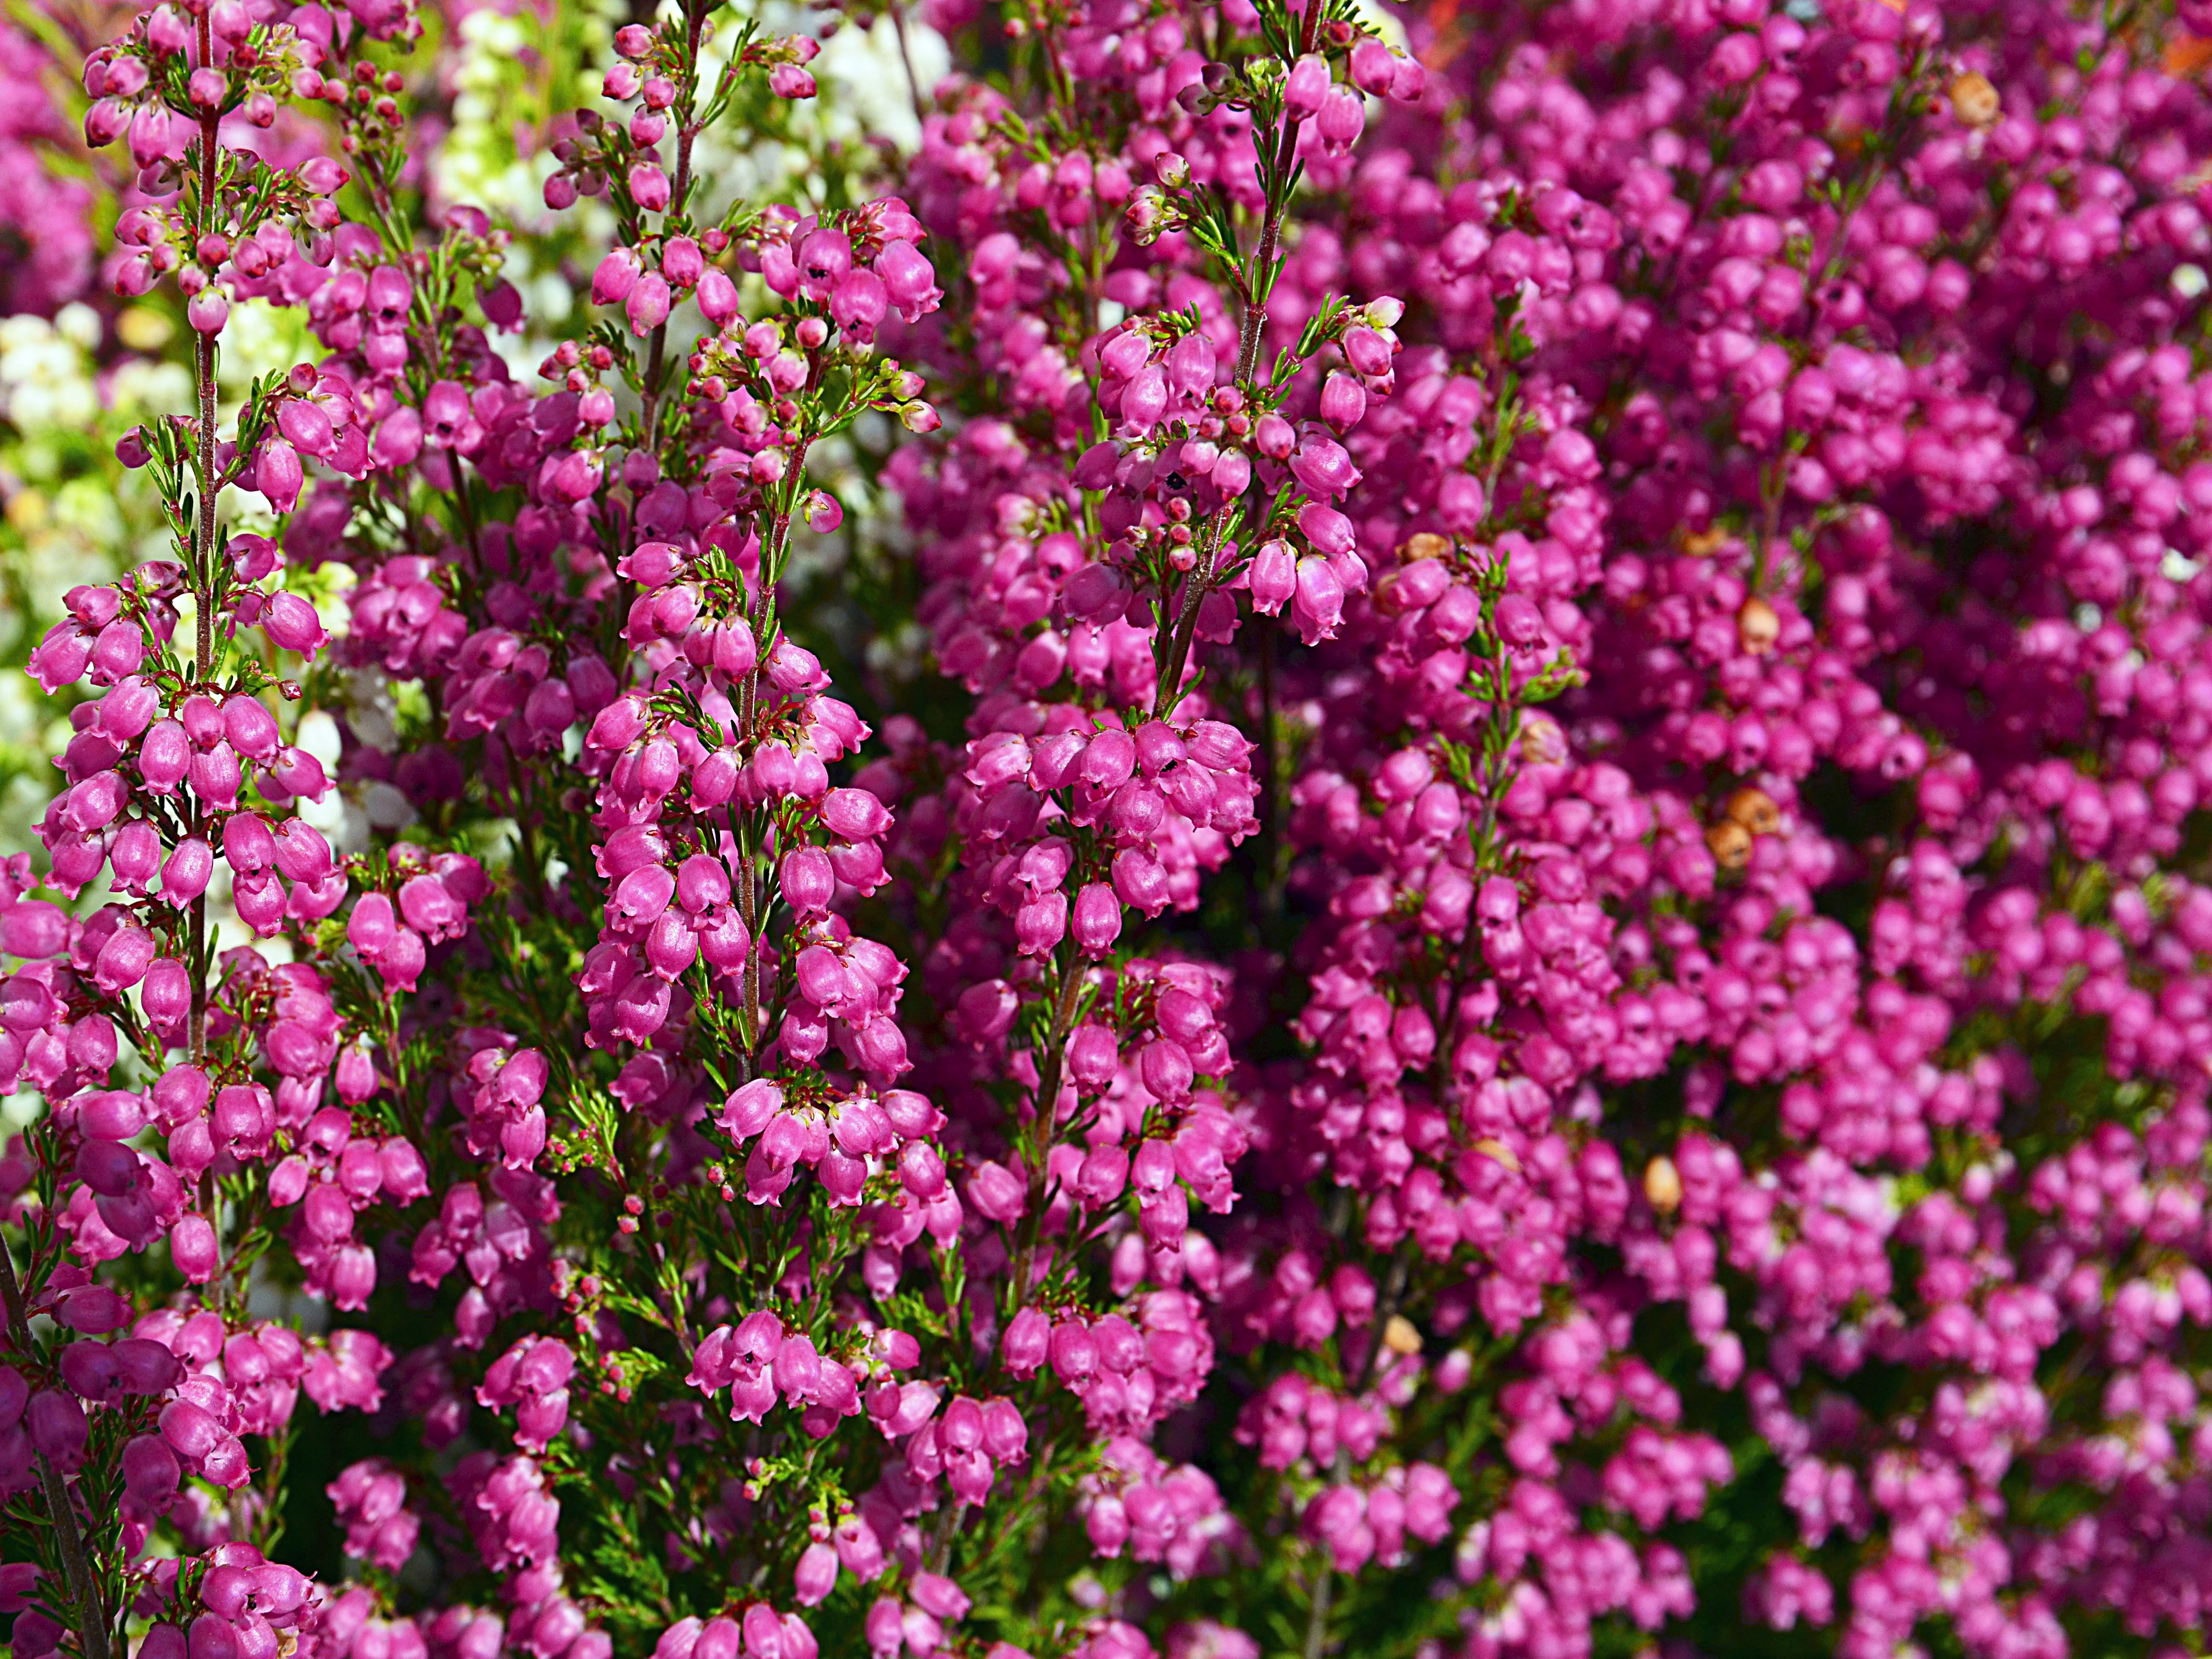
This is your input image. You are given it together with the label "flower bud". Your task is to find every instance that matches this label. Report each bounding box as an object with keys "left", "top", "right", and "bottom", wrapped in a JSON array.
[
  {"left": 897, "top": 1139, "right": 947, "bottom": 1199},
  {"left": 626, "top": 272, "right": 672, "bottom": 335},
  {"left": 1067, "top": 1023, "right": 1120, "bottom": 1090},
  {"left": 1002, "top": 1307, "right": 1050, "bottom": 1377},
  {"left": 256, "top": 439, "right": 302, "bottom": 512},
  {"left": 1349, "top": 38, "right": 1399, "bottom": 95},
  {"left": 1110, "top": 848, "right": 1169, "bottom": 916},
  {"left": 630, "top": 164, "right": 672, "bottom": 212},
  {"left": 1071, "top": 883, "right": 1122, "bottom": 956},
  {"left": 1318, "top": 371, "right": 1367, "bottom": 432},
  {"left": 721, "top": 1079, "right": 784, "bottom": 1141},
  {"left": 123, "top": 1432, "right": 182, "bottom": 1503},
  {"left": 1283, "top": 54, "right": 1330, "bottom": 119},
  {"left": 261, "top": 591, "right": 327, "bottom": 656},
  {"left": 1048, "top": 1320, "right": 1098, "bottom": 1384},
  {"left": 698, "top": 268, "right": 740, "bottom": 325},
  {"left": 966, "top": 1159, "right": 1027, "bottom": 1224},
  {"left": 831, "top": 268, "right": 890, "bottom": 346},
  {"left": 28, "top": 1391, "right": 87, "bottom": 1467},
  {"left": 133, "top": 959, "right": 188, "bottom": 1029},
  {"left": 188, "top": 289, "right": 229, "bottom": 336},
  {"left": 1077, "top": 1143, "right": 1129, "bottom": 1205},
  {"left": 794, "top": 1541, "right": 839, "bottom": 1605},
  {"left": 1121, "top": 365, "right": 1168, "bottom": 431},
  {"left": 592, "top": 247, "right": 641, "bottom": 306},
  {"left": 161, "top": 837, "right": 214, "bottom": 907},
  {"left": 781, "top": 846, "right": 837, "bottom": 914}
]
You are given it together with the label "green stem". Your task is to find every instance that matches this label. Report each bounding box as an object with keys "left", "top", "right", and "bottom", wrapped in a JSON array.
[
  {"left": 1153, "top": 3, "right": 1321, "bottom": 716},
  {"left": 1005, "top": 951, "right": 1089, "bottom": 1317}
]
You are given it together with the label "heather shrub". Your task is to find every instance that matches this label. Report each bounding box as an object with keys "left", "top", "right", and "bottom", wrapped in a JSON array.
[{"left": 5, "top": 0, "right": 2212, "bottom": 1656}]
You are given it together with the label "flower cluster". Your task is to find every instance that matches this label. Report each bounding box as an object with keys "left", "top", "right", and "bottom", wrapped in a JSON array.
[{"left": 6, "top": 0, "right": 2212, "bottom": 1655}]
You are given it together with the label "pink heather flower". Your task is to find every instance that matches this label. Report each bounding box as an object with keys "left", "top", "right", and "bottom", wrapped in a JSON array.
[
  {"left": 260, "top": 591, "right": 326, "bottom": 655},
  {"left": 875, "top": 240, "right": 941, "bottom": 320},
  {"left": 1290, "top": 556, "right": 1344, "bottom": 644},
  {"left": 1121, "top": 365, "right": 1168, "bottom": 431},
  {"left": 127, "top": 102, "right": 177, "bottom": 167},
  {"left": 256, "top": 438, "right": 303, "bottom": 512},
  {"left": 1317, "top": 372, "right": 1366, "bottom": 433},
  {"left": 593, "top": 247, "right": 642, "bottom": 305},
  {"left": 966, "top": 1159, "right": 1026, "bottom": 1223},
  {"left": 830, "top": 269, "right": 889, "bottom": 345},
  {"left": 794, "top": 1541, "right": 837, "bottom": 1603},
  {"left": 1283, "top": 54, "right": 1329, "bottom": 119},
  {"left": 780, "top": 846, "right": 836, "bottom": 913},
  {"left": 630, "top": 163, "right": 672, "bottom": 212},
  {"left": 698, "top": 268, "right": 741, "bottom": 324},
  {"left": 627, "top": 272, "right": 672, "bottom": 335},
  {"left": 794, "top": 228, "right": 853, "bottom": 302}
]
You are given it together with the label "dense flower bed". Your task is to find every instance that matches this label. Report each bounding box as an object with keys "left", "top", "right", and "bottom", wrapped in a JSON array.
[{"left": 4, "top": 0, "right": 2212, "bottom": 1655}]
